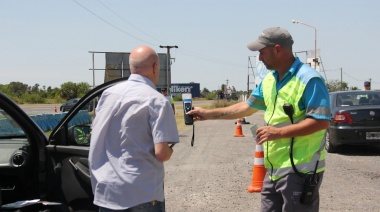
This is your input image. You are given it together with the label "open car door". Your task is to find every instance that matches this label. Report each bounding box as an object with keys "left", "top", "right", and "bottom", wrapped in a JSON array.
[
  {"left": 0, "top": 77, "right": 128, "bottom": 211},
  {"left": 0, "top": 92, "right": 56, "bottom": 211}
]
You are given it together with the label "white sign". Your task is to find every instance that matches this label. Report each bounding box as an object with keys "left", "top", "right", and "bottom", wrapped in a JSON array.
[{"left": 254, "top": 60, "right": 270, "bottom": 86}]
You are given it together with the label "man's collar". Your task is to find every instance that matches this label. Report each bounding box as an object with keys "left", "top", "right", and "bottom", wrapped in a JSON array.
[{"left": 129, "top": 74, "right": 156, "bottom": 89}]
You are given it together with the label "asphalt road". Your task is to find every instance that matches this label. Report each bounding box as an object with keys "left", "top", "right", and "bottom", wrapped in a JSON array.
[
  {"left": 18, "top": 104, "right": 62, "bottom": 115},
  {"left": 18, "top": 103, "right": 380, "bottom": 211},
  {"left": 165, "top": 111, "right": 380, "bottom": 212}
]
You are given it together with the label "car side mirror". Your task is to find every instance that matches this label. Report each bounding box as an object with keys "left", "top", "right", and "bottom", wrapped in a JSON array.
[{"left": 69, "top": 125, "right": 91, "bottom": 145}]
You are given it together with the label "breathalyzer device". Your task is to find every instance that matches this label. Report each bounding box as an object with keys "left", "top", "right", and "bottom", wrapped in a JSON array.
[{"left": 182, "top": 93, "right": 193, "bottom": 125}]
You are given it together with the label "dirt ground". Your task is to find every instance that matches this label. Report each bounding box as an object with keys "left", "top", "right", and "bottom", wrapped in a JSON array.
[{"left": 164, "top": 112, "right": 380, "bottom": 212}]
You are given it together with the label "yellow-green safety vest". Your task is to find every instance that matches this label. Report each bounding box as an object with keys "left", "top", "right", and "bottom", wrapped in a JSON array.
[{"left": 262, "top": 66, "right": 326, "bottom": 181}]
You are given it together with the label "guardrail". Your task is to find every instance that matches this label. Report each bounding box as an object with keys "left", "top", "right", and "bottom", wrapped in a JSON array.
[{"left": 0, "top": 110, "right": 92, "bottom": 134}]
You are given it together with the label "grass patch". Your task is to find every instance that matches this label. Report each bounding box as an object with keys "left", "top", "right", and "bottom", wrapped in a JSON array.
[
  {"left": 208, "top": 99, "right": 239, "bottom": 108},
  {"left": 175, "top": 105, "right": 188, "bottom": 132}
]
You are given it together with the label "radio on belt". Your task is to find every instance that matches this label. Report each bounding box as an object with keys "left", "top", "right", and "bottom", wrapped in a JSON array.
[{"left": 182, "top": 93, "right": 194, "bottom": 125}]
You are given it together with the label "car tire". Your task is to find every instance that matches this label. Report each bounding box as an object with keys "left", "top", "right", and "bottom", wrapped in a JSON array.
[{"left": 325, "top": 130, "right": 337, "bottom": 153}]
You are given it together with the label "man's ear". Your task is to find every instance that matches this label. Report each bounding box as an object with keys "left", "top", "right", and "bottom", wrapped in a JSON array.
[
  {"left": 153, "top": 62, "right": 158, "bottom": 73},
  {"left": 274, "top": 44, "right": 282, "bottom": 54}
]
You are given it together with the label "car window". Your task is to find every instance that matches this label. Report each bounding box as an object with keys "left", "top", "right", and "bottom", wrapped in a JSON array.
[
  {"left": 337, "top": 93, "right": 380, "bottom": 106},
  {"left": 55, "top": 95, "right": 99, "bottom": 146},
  {"left": 67, "top": 110, "right": 93, "bottom": 146},
  {"left": 0, "top": 109, "right": 25, "bottom": 137}
]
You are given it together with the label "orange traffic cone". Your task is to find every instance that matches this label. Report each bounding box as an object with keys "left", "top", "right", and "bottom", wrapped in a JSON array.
[
  {"left": 234, "top": 119, "right": 245, "bottom": 137},
  {"left": 54, "top": 106, "right": 57, "bottom": 113},
  {"left": 247, "top": 144, "right": 266, "bottom": 193}
]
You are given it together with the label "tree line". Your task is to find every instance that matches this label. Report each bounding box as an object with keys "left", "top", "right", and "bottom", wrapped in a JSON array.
[
  {"left": 0, "top": 81, "right": 244, "bottom": 103},
  {"left": 0, "top": 81, "right": 91, "bottom": 104},
  {"left": 0, "top": 79, "right": 359, "bottom": 104}
]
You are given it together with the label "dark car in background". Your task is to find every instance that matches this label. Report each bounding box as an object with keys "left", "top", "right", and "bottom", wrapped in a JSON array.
[
  {"left": 0, "top": 77, "right": 127, "bottom": 211},
  {"left": 60, "top": 98, "right": 96, "bottom": 112},
  {"left": 327, "top": 90, "right": 380, "bottom": 153},
  {"left": 60, "top": 98, "right": 80, "bottom": 112}
]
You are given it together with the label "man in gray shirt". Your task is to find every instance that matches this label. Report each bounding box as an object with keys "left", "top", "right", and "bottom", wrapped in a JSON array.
[{"left": 89, "top": 46, "right": 179, "bottom": 211}]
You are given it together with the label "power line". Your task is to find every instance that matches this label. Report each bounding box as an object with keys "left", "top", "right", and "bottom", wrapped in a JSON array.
[
  {"left": 325, "top": 68, "right": 378, "bottom": 85},
  {"left": 342, "top": 72, "right": 376, "bottom": 84},
  {"left": 323, "top": 68, "right": 341, "bottom": 72},
  {"left": 73, "top": 0, "right": 245, "bottom": 69},
  {"left": 72, "top": 0, "right": 156, "bottom": 46},
  {"left": 96, "top": 0, "right": 166, "bottom": 45}
]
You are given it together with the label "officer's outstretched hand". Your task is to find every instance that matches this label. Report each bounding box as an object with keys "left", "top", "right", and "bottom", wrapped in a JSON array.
[{"left": 187, "top": 107, "right": 208, "bottom": 121}]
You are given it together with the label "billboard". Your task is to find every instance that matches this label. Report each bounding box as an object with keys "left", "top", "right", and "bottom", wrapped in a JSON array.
[
  {"left": 104, "top": 53, "right": 130, "bottom": 82},
  {"left": 170, "top": 83, "right": 200, "bottom": 98},
  {"left": 104, "top": 52, "right": 170, "bottom": 89}
]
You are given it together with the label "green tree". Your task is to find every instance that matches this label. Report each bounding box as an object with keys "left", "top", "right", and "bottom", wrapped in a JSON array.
[
  {"left": 327, "top": 79, "right": 348, "bottom": 92},
  {"left": 201, "top": 87, "right": 210, "bottom": 98},
  {"left": 60, "top": 81, "right": 91, "bottom": 100},
  {"left": 76, "top": 82, "right": 91, "bottom": 97},
  {"left": 46, "top": 86, "right": 59, "bottom": 99},
  {"left": 31, "top": 83, "right": 40, "bottom": 93},
  {"left": 221, "top": 84, "right": 226, "bottom": 92},
  {"left": 350, "top": 86, "right": 359, "bottom": 90},
  {"left": 60, "top": 82, "right": 78, "bottom": 100},
  {"left": 9, "top": 81, "right": 28, "bottom": 97},
  {"left": 0, "top": 84, "right": 10, "bottom": 95}
]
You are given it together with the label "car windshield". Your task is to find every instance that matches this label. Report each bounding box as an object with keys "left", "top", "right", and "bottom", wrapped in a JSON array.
[
  {"left": 0, "top": 109, "right": 25, "bottom": 137},
  {"left": 336, "top": 92, "right": 380, "bottom": 106}
]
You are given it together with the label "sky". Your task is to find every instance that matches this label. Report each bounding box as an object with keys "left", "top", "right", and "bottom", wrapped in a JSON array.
[{"left": 1, "top": 0, "right": 379, "bottom": 92}]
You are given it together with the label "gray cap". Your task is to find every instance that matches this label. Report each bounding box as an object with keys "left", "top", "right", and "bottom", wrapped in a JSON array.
[
  {"left": 364, "top": 81, "right": 370, "bottom": 86},
  {"left": 247, "top": 27, "right": 294, "bottom": 51}
]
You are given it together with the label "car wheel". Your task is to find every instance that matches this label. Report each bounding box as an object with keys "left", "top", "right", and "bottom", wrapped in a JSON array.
[{"left": 325, "top": 130, "right": 337, "bottom": 153}]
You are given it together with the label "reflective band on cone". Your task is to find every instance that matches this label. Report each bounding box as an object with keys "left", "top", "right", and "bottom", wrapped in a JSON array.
[
  {"left": 234, "top": 119, "right": 245, "bottom": 137},
  {"left": 247, "top": 143, "right": 266, "bottom": 193}
]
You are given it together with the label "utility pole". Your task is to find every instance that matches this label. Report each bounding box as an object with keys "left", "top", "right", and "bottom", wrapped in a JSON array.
[
  {"left": 159, "top": 45, "right": 178, "bottom": 93},
  {"left": 248, "top": 56, "right": 256, "bottom": 95},
  {"left": 92, "top": 52, "right": 95, "bottom": 88},
  {"left": 340, "top": 67, "right": 343, "bottom": 91}
]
